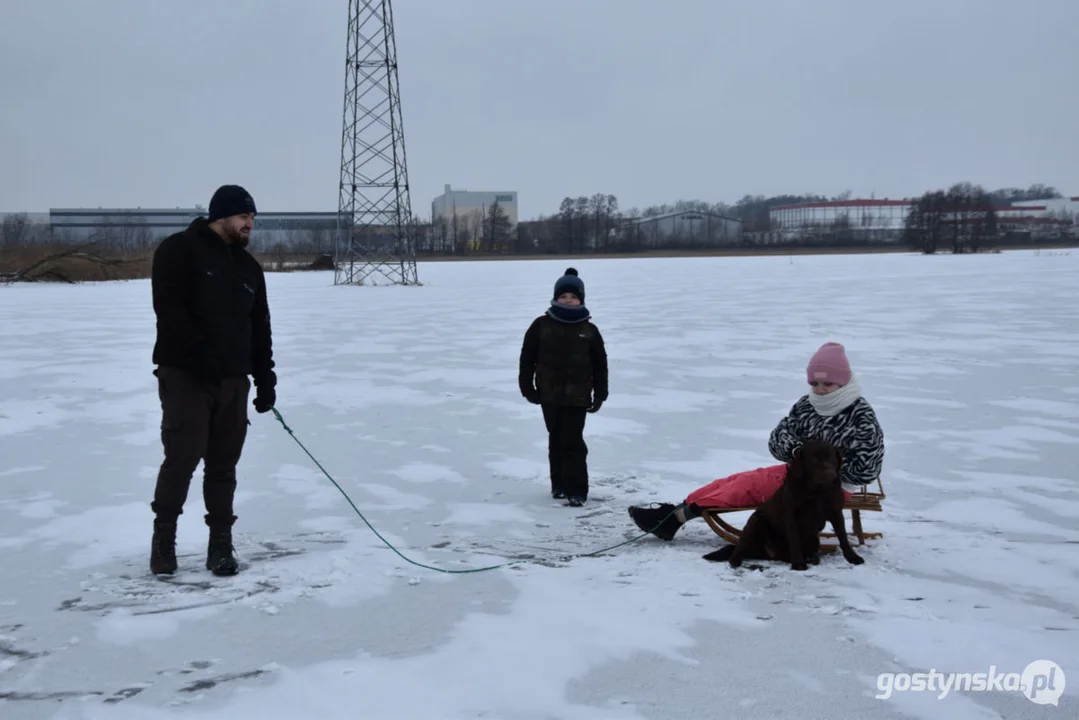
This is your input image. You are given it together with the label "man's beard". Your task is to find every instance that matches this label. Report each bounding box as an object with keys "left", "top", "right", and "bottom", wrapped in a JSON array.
[{"left": 228, "top": 229, "right": 250, "bottom": 247}]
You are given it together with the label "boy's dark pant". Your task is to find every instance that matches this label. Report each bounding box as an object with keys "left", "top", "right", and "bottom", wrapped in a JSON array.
[
  {"left": 151, "top": 367, "right": 250, "bottom": 529},
  {"left": 541, "top": 404, "right": 589, "bottom": 499}
]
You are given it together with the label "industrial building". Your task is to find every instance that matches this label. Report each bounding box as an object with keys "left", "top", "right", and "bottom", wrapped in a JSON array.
[
  {"left": 767, "top": 197, "right": 1076, "bottom": 244},
  {"left": 429, "top": 184, "right": 518, "bottom": 252},
  {"left": 770, "top": 199, "right": 912, "bottom": 237},
  {"left": 1010, "top": 197, "right": 1079, "bottom": 222},
  {"left": 430, "top": 184, "right": 518, "bottom": 226},
  {"left": 45, "top": 208, "right": 345, "bottom": 252},
  {"left": 621, "top": 209, "right": 743, "bottom": 248}
]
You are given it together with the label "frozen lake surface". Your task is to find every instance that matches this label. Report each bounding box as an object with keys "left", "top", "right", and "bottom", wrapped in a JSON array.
[{"left": 1, "top": 249, "right": 1077, "bottom": 719}]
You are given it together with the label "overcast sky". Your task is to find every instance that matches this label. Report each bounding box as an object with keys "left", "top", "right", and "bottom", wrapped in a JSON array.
[{"left": 2, "top": 0, "right": 1076, "bottom": 219}]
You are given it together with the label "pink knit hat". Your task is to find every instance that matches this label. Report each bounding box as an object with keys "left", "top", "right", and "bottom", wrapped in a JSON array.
[{"left": 806, "top": 342, "right": 852, "bottom": 386}]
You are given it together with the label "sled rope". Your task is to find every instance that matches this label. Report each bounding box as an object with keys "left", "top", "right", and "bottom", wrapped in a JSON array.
[{"left": 270, "top": 407, "right": 671, "bottom": 574}]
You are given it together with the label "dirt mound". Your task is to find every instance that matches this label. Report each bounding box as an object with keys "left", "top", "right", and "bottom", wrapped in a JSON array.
[{"left": 1, "top": 243, "right": 151, "bottom": 283}]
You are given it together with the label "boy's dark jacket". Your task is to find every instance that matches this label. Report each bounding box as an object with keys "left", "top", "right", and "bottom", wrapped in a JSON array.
[{"left": 518, "top": 309, "right": 608, "bottom": 407}]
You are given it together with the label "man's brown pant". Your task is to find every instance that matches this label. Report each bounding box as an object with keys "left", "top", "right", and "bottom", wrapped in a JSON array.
[{"left": 151, "top": 367, "right": 250, "bottom": 530}]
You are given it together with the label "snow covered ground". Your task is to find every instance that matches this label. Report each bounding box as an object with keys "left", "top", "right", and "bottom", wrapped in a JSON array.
[{"left": 1, "top": 249, "right": 1077, "bottom": 720}]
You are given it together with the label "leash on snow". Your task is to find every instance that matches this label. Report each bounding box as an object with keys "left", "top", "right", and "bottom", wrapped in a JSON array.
[{"left": 269, "top": 407, "right": 674, "bottom": 574}]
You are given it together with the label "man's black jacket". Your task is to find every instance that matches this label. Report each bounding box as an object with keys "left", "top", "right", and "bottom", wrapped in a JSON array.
[{"left": 151, "top": 218, "right": 275, "bottom": 388}]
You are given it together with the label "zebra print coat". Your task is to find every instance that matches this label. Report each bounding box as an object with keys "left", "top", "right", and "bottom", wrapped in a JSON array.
[{"left": 767, "top": 395, "right": 885, "bottom": 491}]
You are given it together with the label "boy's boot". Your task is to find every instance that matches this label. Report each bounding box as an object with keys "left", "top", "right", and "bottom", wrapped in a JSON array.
[{"left": 150, "top": 519, "right": 178, "bottom": 575}]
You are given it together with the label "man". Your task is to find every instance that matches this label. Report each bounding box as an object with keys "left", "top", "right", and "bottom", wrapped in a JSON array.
[{"left": 148, "top": 184, "right": 277, "bottom": 576}]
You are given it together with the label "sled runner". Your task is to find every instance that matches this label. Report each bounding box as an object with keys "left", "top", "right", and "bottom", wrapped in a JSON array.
[{"left": 699, "top": 476, "right": 886, "bottom": 551}]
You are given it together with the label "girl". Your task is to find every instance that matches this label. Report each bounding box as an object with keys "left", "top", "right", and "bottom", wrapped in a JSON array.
[{"left": 628, "top": 341, "right": 884, "bottom": 540}]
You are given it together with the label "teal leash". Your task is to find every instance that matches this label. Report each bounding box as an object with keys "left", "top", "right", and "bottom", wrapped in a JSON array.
[{"left": 270, "top": 407, "right": 670, "bottom": 574}]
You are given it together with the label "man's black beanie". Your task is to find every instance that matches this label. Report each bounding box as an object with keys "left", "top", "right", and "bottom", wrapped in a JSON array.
[{"left": 208, "top": 184, "right": 257, "bottom": 222}]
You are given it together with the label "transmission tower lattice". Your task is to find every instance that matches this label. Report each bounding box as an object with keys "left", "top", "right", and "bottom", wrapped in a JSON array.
[{"left": 334, "top": 0, "right": 419, "bottom": 286}]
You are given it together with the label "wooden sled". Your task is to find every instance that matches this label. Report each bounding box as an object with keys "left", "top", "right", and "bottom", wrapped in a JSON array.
[{"left": 700, "top": 477, "right": 886, "bottom": 553}]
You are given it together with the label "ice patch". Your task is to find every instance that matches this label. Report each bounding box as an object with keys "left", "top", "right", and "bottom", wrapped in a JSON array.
[
  {"left": 386, "top": 461, "right": 468, "bottom": 484},
  {"left": 922, "top": 497, "right": 1077, "bottom": 541},
  {"left": 642, "top": 448, "right": 773, "bottom": 480},
  {"left": 20, "top": 494, "right": 67, "bottom": 519},
  {"left": 990, "top": 397, "right": 1079, "bottom": 418},
  {"left": 443, "top": 502, "right": 536, "bottom": 526},
  {"left": 485, "top": 457, "right": 545, "bottom": 480},
  {"left": 26, "top": 502, "right": 148, "bottom": 570},
  {"left": 355, "top": 482, "right": 433, "bottom": 510},
  {"left": 96, "top": 606, "right": 224, "bottom": 646}
]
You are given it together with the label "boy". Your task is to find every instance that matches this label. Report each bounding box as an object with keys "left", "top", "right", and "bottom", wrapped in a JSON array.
[{"left": 518, "top": 267, "right": 609, "bottom": 507}]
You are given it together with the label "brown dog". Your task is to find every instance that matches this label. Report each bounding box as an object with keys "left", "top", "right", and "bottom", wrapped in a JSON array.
[{"left": 702, "top": 439, "right": 865, "bottom": 571}]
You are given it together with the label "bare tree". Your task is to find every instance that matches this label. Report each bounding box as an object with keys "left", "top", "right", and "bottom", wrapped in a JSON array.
[
  {"left": 603, "top": 194, "right": 619, "bottom": 252},
  {"left": 573, "top": 196, "right": 590, "bottom": 250},
  {"left": 588, "top": 193, "right": 606, "bottom": 249},
  {"left": 904, "top": 183, "right": 998, "bottom": 254},
  {"left": 483, "top": 201, "right": 513, "bottom": 252},
  {"left": 1, "top": 213, "right": 31, "bottom": 248}
]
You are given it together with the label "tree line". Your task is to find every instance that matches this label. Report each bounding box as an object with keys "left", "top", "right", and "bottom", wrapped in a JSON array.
[
  {"left": 414, "top": 182, "right": 1070, "bottom": 256},
  {"left": 414, "top": 191, "right": 840, "bottom": 256},
  {"left": 0, "top": 213, "right": 340, "bottom": 256},
  {"left": 2, "top": 183, "right": 1072, "bottom": 257},
  {"left": 902, "top": 183, "right": 1073, "bottom": 254}
]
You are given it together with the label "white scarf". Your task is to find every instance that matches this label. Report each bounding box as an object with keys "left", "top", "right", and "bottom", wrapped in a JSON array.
[{"left": 808, "top": 373, "right": 863, "bottom": 417}]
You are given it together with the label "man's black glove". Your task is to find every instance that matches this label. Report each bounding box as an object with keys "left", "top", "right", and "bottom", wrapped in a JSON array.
[
  {"left": 253, "top": 372, "right": 277, "bottom": 414},
  {"left": 587, "top": 395, "right": 605, "bottom": 413}
]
